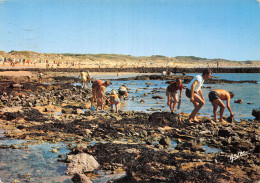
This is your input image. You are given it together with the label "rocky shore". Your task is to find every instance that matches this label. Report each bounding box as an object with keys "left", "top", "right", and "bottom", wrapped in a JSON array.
[{"left": 0, "top": 73, "right": 259, "bottom": 182}]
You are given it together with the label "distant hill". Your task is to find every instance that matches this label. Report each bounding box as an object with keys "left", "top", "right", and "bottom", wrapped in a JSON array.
[{"left": 0, "top": 50, "right": 259, "bottom": 68}]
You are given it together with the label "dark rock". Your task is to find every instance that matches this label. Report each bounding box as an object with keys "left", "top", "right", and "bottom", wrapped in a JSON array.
[
  {"left": 140, "top": 99, "right": 145, "bottom": 103},
  {"left": 252, "top": 109, "right": 260, "bottom": 120},
  {"left": 149, "top": 112, "right": 180, "bottom": 126},
  {"left": 183, "top": 79, "right": 191, "bottom": 84},
  {"left": 253, "top": 143, "right": 260, "bottom": 153},
  {"left": 145, "top": 139, "right": 152, "bottom": 145},
  {"left": 17, "top": 125, "right": 26, "bottom": 130},
  {"left": 159, "top": 136, "right": 171, "bottom": 146},
  {"left": 237, "top": 131, "right": 247, "bottom": 138},
  {"left": 143, "top": 93, "right": 148, "bottom": 96},
  {"left": 9, "top": 83, "right": 24, "bottom": 88},
  {"left": 71, "top": 173, "right": 92, "bottom": 183},
  {"left": 250, "top": 134, "right": 260, "bottom": 143},
  {"left": 27, "top": 102, "right": 33, "bottom": 107},
  {"left": 3, "top": 112, "right": 17, "bottom": 120},
  {"left": 62, "top": 108, "right": 74, "bottom": 114},
  {"left": 10, "top": 145, "right": 18, "bottom": 149},
  {"left": 218, "top": 127, "right": 233, "bottom": 137},
  {"left": 226, "top": 116, "right": 234, "bottom": 123},
  {"left": 230, "top": 136, "right": 241, "bottom": 145},
  {"left": 58, "top": 154, "right": 64, "bottom": 158},
  {"left": 237, "top": 141, "right": 254, "bottom": 152},
  {"left": 176, "top": 141, "right": 194, "bottom": 150},
  {"left": 152, "top": 95, "right": 164, "bottom": 99},
  {"left": 0, "top": 145, "right": 11, "bottom": 149},
  {"left": 234, "top": 99, "right": 243, "bottom": 104}
]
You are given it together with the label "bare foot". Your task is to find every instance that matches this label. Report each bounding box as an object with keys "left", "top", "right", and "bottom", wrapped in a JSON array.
[
  {"left": 211, "top": 120, "right": 217, "bottom": 125},
  {"left": 220, "top": 119, "right": 229, "bottom": 126},
  {"left": 193, "top": 117, "right": 199, "bottom": 123},
  {"left": 187, "top": 118, "right": 194, "bottom": 124}
]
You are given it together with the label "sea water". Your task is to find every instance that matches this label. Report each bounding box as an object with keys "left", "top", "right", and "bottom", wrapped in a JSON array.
[{"left": 90, "top": 73, "right": 260, "bottom": 121}]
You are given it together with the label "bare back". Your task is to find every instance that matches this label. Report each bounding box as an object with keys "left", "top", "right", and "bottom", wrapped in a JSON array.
[
  {"left": 97, "top": 85, "right": 106, "bottom": 98},
  {"left": 213, "top": 89, "right": 230, "bottom": 100}
]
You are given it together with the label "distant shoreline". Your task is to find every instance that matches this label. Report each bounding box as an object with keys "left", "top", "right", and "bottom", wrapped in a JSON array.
[{"left": 0, "top": 67, "right": 260, "bottom": 73}]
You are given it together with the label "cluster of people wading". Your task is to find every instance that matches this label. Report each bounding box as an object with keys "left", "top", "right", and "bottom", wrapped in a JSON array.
[{"left": 80, "top": 69, "right": 234, "bottom": 123}]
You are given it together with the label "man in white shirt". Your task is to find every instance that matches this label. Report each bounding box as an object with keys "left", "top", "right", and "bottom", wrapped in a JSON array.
[{"left": 185, "top": 69, "right": 212, "bottom": 123}]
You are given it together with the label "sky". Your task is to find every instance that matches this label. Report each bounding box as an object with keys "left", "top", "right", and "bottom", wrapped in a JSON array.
[{"left": 0, "top": 0, "right": 260, "bottom": 61}]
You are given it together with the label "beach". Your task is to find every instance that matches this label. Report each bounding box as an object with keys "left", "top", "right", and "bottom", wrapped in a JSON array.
[{"left": 0, "top": 67, "right": 259, "bottom": 182}]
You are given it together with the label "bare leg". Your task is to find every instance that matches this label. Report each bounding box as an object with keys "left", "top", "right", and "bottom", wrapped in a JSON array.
[
  {"left": 167, "top": 95, "right": 172, "bottom": 111},
  {"left": 211, "top": 101, "right": 218, "bottom": 121},
  {"left": 212, "top": 99, "right": 225, "bottom": 122},
  {"left": 217, "top": 100, "right": 225, "bottom": 122},
  {"left": 91, "top": 88, "right": 96, "bottom": 107},
  {"left": 100, "top": 98, "right": 104, "bottom": 111},
  {"left": 189, "top": 94, "right": 205, "bottom": 122},
  {"left": 115, "top": 104, "right": 118, "bottom": 113},
  {"left": 189, "top": 101, "right": 198, "bottom": 122},
  {"left": 172, "top": 93, "right": 178, "bottom": 112},
  {"left": 170, "top": 99, "right": 173, "bottom": 112},
  {"left": 96, "top": 102, "right": 99, "bottom": 113}
]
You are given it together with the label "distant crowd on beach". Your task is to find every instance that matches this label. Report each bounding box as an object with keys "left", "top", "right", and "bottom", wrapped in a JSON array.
[{"left": 0, "top": 57, "right": 82, "bottom": 68}]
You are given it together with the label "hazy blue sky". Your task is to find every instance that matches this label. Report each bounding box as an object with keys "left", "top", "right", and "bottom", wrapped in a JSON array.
[{"left": 0, "top": 0, "right": 260, "bottom": 61}]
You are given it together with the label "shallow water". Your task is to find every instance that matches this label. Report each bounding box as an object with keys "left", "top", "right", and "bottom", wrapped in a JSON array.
[
  {"left": 203, "top": 145, "right": 221, "bottom": 154},
  {"left": 0, "top": 139, "right": 72, "bottom": 183},
  {"left": 86, "top": 73, "right": 260, "bottom": 121},
  {"left": 0, "top": 134, "right": 126, "bottom": 183}
]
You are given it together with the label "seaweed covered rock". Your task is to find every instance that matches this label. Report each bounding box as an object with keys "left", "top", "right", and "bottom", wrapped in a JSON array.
[
  {"left": 148, "top": 112, "right": 181, "bottom": 127},
  {"left": 218, "top": 127, "right": 233, "bottom": 137}
]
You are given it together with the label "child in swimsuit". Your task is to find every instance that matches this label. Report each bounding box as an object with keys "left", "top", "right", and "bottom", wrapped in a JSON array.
[{"left": 110, "top": 89, "right": 120, "bottom": 113}]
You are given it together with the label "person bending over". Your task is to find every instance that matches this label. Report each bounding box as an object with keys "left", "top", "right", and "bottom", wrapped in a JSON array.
[
  {"left": 118, "top": 84, "right": 129, "bottom": 100},
  {"left": 91, "top": 80, "right": 110, "bottom": 107},
  {"left": 96, "top": 81, "right": 109, "bottom": 112},
  {"left": 208, "top": 89, "right": 234, "bottom": 122}
]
